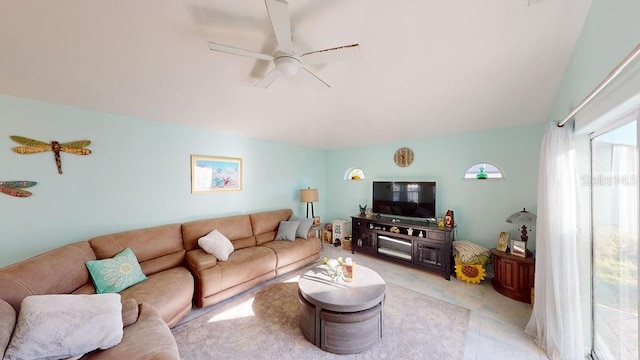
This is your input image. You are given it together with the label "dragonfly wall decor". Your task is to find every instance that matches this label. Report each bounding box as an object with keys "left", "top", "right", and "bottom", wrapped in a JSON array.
[
  {"left": 10, "top": 136, "right": 92, "bottom": 175},
  {"left": 0, "top": 181, "right": 37, "bottom": 197}
]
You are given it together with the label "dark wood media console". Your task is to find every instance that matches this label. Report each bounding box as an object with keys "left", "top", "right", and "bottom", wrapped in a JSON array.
[{"left": 351, "top": 215, "right": 455, "bottom": 280}]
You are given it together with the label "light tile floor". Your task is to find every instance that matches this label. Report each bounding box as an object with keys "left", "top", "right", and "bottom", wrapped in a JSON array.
[{"left": 320, "top": 244, "right": 550, "bottom": 360}]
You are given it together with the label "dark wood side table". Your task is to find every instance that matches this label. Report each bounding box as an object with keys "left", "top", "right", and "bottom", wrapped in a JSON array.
[{"left": 490, "top": 248, "right": 535, "bottom": 303}]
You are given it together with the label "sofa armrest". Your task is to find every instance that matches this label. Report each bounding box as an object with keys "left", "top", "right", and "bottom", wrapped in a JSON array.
[
  {"left": 185, "top": 249, "right": 217, "bottom": 272},
  {"left": 121, "top": 298, "right": 139, "bottom": 327},
  {"left": 83, "top": 303, "right": 179, "bottom": 360},
  {"left": 0, "top": 299, "right": 16, "bottom": 357}
]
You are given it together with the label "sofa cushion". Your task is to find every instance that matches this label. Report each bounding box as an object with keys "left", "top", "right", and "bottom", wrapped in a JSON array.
[
  {"left": 121, "top": 298, "right": 139, "bottom": 327},
  {"left": 198, "top": 230, "right": 234, "bottom": 261},
  {"left": 250, "top": 209, "right": 293, "bottom": 245},
  {"left": 275, "top": 220, "right": 299, "bottom": 241},
  {"left": 182, "top": 215, "right": 256, "bottom": 251},
  {"left": 198, "top": 247, "right": 277, "bottom": 300},
  {"left": 119, "top": 267, "right": 194, "bottom": 328},
  {"left": 0, "top": 299, "right": 16, "bottom": 356},
  {"left": 261, "top": 238, "right": 320, "bottom": 269},
  {"left": 88, "top": 223, "right": 185, "bottom": 276},
  {"left": 185, "top": 249, "right": 218, "bottom": 273},
  {"left": 86, "top": 248, "right": 147, "bottom": 294},
  {"left": 289, "top": 215, "right": 314, "bottom": 239},
  {"left": 0, "top": 242, "right": 96, "bottom": 312},
  {"left": 83, "top": 303, "right": 180, "bottom": 360},
  {"left": 4, "top": 294, "right": 123, "bottom": 360}
]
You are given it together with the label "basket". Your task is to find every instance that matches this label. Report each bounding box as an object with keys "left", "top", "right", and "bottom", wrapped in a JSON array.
[
  {"left": 342, "top": 239, "right": 352, "bottom": 250},
  {"left": 323, "top": 230, "right": 332, "bottom": 243}
]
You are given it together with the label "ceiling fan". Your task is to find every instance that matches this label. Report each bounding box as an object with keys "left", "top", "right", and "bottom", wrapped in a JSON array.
[{"left": 207, "top": 0, "right": 359, "bottom": 89}]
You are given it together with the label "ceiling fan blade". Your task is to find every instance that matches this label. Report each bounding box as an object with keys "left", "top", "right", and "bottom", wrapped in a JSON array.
[
  {"left": 208, "top": 42, "right": 273, "bottom": 61},
  {"left": 264, "top": 0, "right": 293, "bottom": 54},
  {"left": 255, "top": 68, "right": 282, "bottom": 88},
  {"left": 299, "top": 68, "right": 330, "bottom": 90},
  {"left": 301, "top": 44, "right": 360, "bottom": 65}
]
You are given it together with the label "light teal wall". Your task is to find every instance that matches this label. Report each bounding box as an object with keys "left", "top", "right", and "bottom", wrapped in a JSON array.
[
  {"left": 325, "top": 123, "right": 545, "bottom": 251},
  {"left": 545, "top": 0, "right": 640, "bottom": 353},
  {"left": 549, "top": 0, "right": 640, "bottom": 122},
  {"left": 0, "top": 94, "right": 325, "bottom": 267}
]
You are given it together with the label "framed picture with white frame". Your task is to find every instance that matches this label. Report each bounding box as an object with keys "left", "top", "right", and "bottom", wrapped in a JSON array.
[{"left": 190, "top": 155, "right": 242, "bottom": 194}]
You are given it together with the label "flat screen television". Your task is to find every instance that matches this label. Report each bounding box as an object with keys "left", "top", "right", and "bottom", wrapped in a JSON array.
[{"left": 372, "top": 181, "right": 436, "bottom": 219}]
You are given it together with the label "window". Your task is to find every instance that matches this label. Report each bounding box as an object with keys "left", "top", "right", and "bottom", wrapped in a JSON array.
[
  {"left": 591, "top": 119, "right": 638, "bottom": 360},
  {"left": 462, "top": 162, "right": 504, "bottom": 179},
  {"left": 344, "top": 168, "right": 365, "bottom": 180}
]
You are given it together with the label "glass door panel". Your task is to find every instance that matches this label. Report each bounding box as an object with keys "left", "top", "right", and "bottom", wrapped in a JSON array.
[{"left": 591, "top": 119, "right": 638, "bottom": 360}]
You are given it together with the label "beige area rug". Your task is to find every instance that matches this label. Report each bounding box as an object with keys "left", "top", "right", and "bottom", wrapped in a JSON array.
[{"left": 172, "top": 275, "right": 470, "bottom": 360}]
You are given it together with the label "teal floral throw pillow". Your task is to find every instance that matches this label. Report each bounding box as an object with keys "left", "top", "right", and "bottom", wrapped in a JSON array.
[{"left": 86, "top": 247, "right": 147, "bottom": 294}]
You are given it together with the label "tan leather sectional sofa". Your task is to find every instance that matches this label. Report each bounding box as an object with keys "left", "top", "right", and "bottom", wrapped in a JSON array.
[{"left": 0, "top": 208, "right": 321, "bottom": 359}]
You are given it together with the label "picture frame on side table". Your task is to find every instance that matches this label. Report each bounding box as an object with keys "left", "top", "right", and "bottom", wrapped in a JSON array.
[
  {"left": 191, "top": 155, "right": 242, "bottom": 194},
  {"left": 496, "top": 231, "right": 509, "bottom": 252},
  {"left": 313, "top": 216, "right": 321, "bottom": 225},
  {"left": 510, "top": 240, "right": 526, "bottom": 257}
]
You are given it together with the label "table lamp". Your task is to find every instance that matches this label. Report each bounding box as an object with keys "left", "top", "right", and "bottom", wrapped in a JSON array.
[
  {"left": 300, "top": 188, "right": 318, "bottom": 218},
  {"left": 505, "top": 208, "right": 537, "bottom": 255}
]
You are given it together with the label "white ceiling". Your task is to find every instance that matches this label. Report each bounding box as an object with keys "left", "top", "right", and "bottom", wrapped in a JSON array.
[{"left": 0, "top": 0, "right": 592, "bottom": 149}]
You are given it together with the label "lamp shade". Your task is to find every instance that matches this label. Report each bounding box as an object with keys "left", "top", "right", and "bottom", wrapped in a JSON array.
[
  {"left": 300, "top": 188, "right": 318, "bottom": 203},
  {"left": 505, "top": 208, "right": 536, "bottom": 225}
]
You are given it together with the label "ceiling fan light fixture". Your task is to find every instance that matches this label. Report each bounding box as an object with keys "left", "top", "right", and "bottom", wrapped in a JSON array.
[{"left": 274, "top": 55, "right": 301, "bottom": 76}]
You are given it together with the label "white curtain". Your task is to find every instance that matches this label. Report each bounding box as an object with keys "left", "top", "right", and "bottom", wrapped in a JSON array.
[
  {"left": 525, "top": 125, "right": 585, "bottom": 359},
  {"left": 613, "top": 144, "right": 638, "bottom": 241}
]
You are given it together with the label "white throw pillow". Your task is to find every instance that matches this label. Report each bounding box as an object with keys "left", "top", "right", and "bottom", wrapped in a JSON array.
[
  {"left": 198, "top": 229, "right": 235, "bottom": 261},
  {"left": 3, "top": 294, "right": 123, "bottom": 360}
]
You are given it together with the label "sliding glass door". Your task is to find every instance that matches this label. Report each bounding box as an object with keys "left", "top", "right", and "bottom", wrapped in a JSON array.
[{"left": 591, "top": 119, "right": 638, "bottom": 360}]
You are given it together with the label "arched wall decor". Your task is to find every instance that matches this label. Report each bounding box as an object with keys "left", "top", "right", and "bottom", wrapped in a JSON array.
[
  {"left": 344, "top": 167, "right": 366, "bottom": 180},
  {"left": 462, "top": 162, "right": 505, "bottom": 180}
]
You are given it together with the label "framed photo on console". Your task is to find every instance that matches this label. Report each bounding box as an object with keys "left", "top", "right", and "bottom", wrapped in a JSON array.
[
  {"left": 510, "top": 240, "right": 526, "bottom": 257},
  {"left": 191, "top": 155, "right": 242, "bottom": 194},
  {"left": 496, "top": 231, "right": 509, "bottom": 252}
]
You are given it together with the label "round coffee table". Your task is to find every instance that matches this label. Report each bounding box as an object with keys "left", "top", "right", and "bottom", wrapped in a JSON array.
[{"left": 298, "top": 264, "right": 386, "bottom": 354}]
